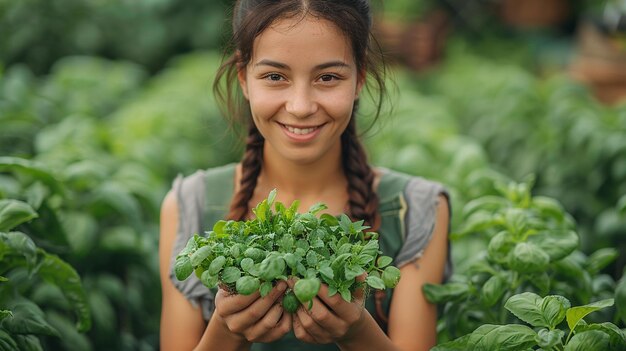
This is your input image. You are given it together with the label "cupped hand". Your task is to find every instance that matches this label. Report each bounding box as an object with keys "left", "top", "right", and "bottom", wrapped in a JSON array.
[
  {"left": 214, "top": 280, "right": 292, "bottom": 343},
  {"left": 289, "top": 275, "right": 368, "bottom": 344}
]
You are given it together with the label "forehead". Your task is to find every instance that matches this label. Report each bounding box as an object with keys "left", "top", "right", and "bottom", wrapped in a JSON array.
[{"left": 251, "top": 15, "right": 354, "bottom": 66}]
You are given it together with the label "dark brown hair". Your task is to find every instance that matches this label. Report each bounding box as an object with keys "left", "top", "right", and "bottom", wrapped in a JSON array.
[{"left": 214, "top": 0, "right": 387, "bottom": 231}]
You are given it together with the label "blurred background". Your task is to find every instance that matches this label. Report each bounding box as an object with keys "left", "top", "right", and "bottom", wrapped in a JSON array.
[{"left": 1, "top": 0, "right": 625, "bottom": 350}]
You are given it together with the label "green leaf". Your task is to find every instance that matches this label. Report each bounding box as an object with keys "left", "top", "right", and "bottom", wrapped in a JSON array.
[
  {"left": 259, "top": 281, "right": 273, "bottom": 297},
  {"left": 236, "top": 276, "right": 260, "bottom": 295},
  {"left": 282, "top": 291, "right": 299, "bottom": 313},
  {"left": 213, "top": 220, "right": 227, "bottom": 237},
  {"left": 431, "top": 334, "right": 471, "bottom": 351},
  {"left": 564, "top": 330, "right": 609, "bottom": 351},
  {"left": 244, "top": 247, "right": 264, "bottom": 262},
  {"left": 535, "top": 328, "right": 564, "bottom": 349},
  {"left": 339, "top": 287, "right": 351, "bottom": 302},
  {"left": 566, "top": 299, "right": 614, "bottom": 331},
  {"left": 487, "top": 231, "right": 515, "bottom": 263},
  {"left": 267, "top": 189, "right": 277, "bottom": 206},
  {"left": 376, "top": 256, "right": 393, "bottom": 268},
  {"left": 61, "top": 212, "right": 97, "bottom": 256},
  {"left": 2, "top": 300, "right": 59, "bottom": 336},
  {"left": 531, "top": 196, "right": 565, "bottom": 221},
  {"left": 480, "top": 275, "right": 508, "bottom": 307},
  {"left": 37, "top": 252, "right": 92, "bottom": 332},
  {"left": 45, "top": 311, "right": 91, "bottom": 351},
  {"left": 200, "top": 271, "right": 218, "bottom": 288},
  {"left": 258, "top": 255, "right": 286, "bottom": 281},
  {"left": 530, "top": 230, "right": 578, "bottom": 262},
  {"left": 319, "top": 265, "right": 334, "bottom": 280},
  {"left": 423, "top": 283, "right": 469, "bottom": 303},
  {"left": 0, "top": 157, "right": 64, "bottom": 195},
  {"left": 541, "top": 295, "right": 571, "bottom": 329},
  {"left": 308, "top": 202, "right": 327, "bottom": 215},
  {"left": 0, "top": 231, "right": 37, "bottom": 267},
  {"left": 320, "top": 213, "right": 339, "bottom": 226},
  {"left": 360, "top": 240, "right": 378, "bottom": 257},
  {"left": 208, "top": 255, "right": 227, "bottom": 276},
  {"left": 508, "top": 242, "right": 550, "bottom": 274},
  {"left": 0, "top": 200, "right": 38, "bottom": 232},
  {"left": 221, "top": 266, "right": 241, "bottom": 284},
  {"left": 366, "top": 276, "right": 386, "bottom": 290},
  {"left": 190, "top": 246, "right": 212, "bottom": 267},
  {"left": 575, "top": 322, "right": 626, "bottom": 350},
  {"left": 0, "top": 329, "right": 18, "bottom": 351},
  {"left": 467, "top": 324, "right": 537, "bottom": 351},
  {"left": 306, "top": 250, "right": 318, "bottom": 266},
  {"left": 13, "top": 334, "right": 42, "bottom": 351},
  {"left": 0, "top": 310, "right": 13, "bottom": 321},
  {"left": 616, "top": 274, "right": 626, "bottom": 325},
  {"left": 175, "top": 255, "right": 193, "bottom": 280},
  {"left": 504, "top": 292, "right": 570, "bottom": 329},
  {"left": 585, "top": 248, "right": 618, "bottom": 275},
  {"left": 240, "top": 257, "right": 254, "bottom": 272},
  {"left": 382, "top": 266, "right": 401, "bottom": 288},
  {"left": 294, "top": 278, "right": 321, "bottom": 303},
  {"left": 345, "top": 263, "right": 364, "bottom": 281}
]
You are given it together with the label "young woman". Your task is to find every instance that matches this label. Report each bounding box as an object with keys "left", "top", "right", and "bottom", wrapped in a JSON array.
[{"left": 159, "top": 1, "right": 451, "bottom": 350}]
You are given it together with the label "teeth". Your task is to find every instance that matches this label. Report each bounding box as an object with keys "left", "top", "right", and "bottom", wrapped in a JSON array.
[{"left": 285, "top": 125, "right": 317, "bottom": 135}]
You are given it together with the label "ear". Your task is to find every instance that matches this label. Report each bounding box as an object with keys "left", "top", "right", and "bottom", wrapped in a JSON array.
[
  {"left": 236, "top": 52, "right": 249, "bottom": 100},
  {"left": 355, "top": 68, "right": 366, "bottom": 99},
  {"left": 237, "top": 66, "right": 249, "bottom": 100}
]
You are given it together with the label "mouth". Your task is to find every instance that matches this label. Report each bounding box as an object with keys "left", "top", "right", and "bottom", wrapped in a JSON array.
[{"left": 279, "top": 123, "right": 323, "bottom": 135}]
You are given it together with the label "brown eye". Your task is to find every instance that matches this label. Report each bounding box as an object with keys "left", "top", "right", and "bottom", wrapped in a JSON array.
[
  {"left": 320, "top": 74, "right": 335, "bottom": 82},
  {"left": 269, "top": 73, "right": 282, "bottom": 81}
]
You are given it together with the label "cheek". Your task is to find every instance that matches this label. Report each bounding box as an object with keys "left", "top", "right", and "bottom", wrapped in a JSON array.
[
  {"left": 248, "top": 87, "right": 284, "bottom": 121},
  {"left": 323, "top": 89, "right": 356, "bottom": 122}
]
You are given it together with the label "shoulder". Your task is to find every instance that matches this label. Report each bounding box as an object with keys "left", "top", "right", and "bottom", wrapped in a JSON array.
[
  {"left": 376, "top": 167, "right": 449, "bottom": 204},
  {"left": 170, "top": 163, "right": 238, "bottom": 206}
]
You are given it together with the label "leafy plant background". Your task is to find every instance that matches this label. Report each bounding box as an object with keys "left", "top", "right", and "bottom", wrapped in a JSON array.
[{"left": 1, "top": 0, "right": 625, "bottom": 350}]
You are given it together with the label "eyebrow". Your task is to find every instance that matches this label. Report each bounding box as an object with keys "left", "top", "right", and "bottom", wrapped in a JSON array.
[{"left": 254, "top": 59, "right": 350, "bottom": 70}]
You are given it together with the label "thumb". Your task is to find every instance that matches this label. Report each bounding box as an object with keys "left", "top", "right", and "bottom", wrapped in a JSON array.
[{"left": 352, "top": 272, "right": 368, "bottom": 302}]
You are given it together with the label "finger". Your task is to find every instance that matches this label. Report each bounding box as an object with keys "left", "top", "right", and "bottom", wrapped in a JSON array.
[
  {"left": 245, "top": 303, "right": 284, "bottom": 341},
  {"left": 215, "top": 287, "right": 260, "bottom": 315},
  {"left": 227, "top": 281, "right": 288, "bottom": 327},
  {"left": 304, "top": 296, "right": 344, "bottom": 331},
  {"left": 316, "top": 281, "right": 365, "bottom": 317},
  {"left": 352, "top": 273, "right": 367, "bottom": 301},
  {"left": 292, "top": 310, "right": 317, "bottom": 344},
  {"left": 296, "top": 304, "right": 331, "bottom": 343},
  {"left": 258, "top": 306, "right": 293, "bottom": 343}
]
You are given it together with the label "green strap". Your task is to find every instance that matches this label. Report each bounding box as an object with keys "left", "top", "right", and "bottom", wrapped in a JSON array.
[{"left": 202, "top": 163, "right": 236, "bottom": 231}]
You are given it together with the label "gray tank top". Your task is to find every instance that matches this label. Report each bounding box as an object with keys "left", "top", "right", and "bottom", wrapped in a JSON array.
[{"left": 167, "top": 164, "right": 452, "bottom": 329}]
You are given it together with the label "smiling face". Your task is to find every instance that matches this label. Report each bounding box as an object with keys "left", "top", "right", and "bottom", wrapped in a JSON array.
[{"left": 238, "top": 15, "right": 364, "bottom": 166}]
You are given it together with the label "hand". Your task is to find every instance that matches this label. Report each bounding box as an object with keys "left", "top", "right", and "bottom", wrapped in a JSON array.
[
  {"left": 213, "top": 280, "right": 292, "bottom": 343},
  {"left": 289, "top": 275, "right": 367, "bottom": 344}
]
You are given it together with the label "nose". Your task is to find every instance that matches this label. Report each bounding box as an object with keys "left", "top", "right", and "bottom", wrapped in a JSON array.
[{"left": 285, "top": 83, "right": 318, "bottom": 118}]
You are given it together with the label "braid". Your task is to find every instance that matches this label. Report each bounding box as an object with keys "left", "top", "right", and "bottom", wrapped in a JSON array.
[
  {"left": 341, "top": 116, "right": 380, "bottom": 232},
  {"left": 227, "top": 123, "right": 264, "bottom": 221}
]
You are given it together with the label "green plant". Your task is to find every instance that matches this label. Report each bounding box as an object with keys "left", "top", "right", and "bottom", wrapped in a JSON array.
[
  {"left": 433, "top": 292, "right": 625, "bottom": 350},
  {"left": 175, "top": 190, "right": 400, "bottom": 310},
  {"left": 423, "top": 178, "right": 622, "bottom": 340},
  {"left": 0, "top": 182, "right": 91, "bottom": 350}
]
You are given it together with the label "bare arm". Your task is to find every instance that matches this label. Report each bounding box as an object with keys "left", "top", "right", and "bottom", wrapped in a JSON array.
[
  {"left": 386, "top": 194, "right": 449, "bottom": 350},
  {"left": 159, "top": 190, "right": 209, "bottom": 350}
]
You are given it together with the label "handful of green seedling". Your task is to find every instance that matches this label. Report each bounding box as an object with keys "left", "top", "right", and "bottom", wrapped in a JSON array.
[{"left": 175, "top": 189, "right": 401, "bottom": 313}]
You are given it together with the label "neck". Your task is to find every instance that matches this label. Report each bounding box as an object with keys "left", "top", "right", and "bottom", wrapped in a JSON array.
[{"left": 256, "top": 143, "right": 347, "bottom": 204}]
